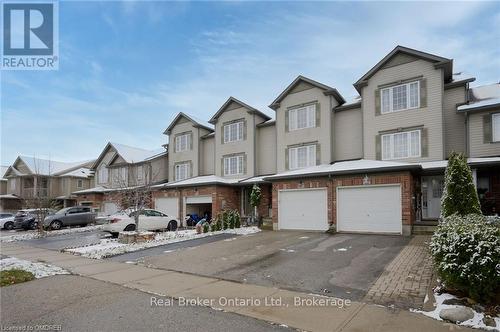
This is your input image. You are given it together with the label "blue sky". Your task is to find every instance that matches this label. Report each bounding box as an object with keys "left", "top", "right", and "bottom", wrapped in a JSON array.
[{"left": 1, "top": 1, "right": 499, "bottom": 164}]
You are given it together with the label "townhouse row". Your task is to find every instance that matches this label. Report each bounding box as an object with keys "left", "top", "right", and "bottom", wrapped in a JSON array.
[{"left": 2, "top": 46, "right": 499, "bottom": 235}]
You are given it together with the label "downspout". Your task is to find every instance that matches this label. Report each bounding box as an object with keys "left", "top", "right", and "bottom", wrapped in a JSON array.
[
  {"left": 197, "top": 127, "right": 201, "bottom": 177},
  {"left": 253, "top": 113, "right": 257, "bottom": 175},
  {"left": 330, "top": 96, "right": 335, "bottom": 162},
  {"left": 465, "top": 83, "right": 470, "bottom": 157}
]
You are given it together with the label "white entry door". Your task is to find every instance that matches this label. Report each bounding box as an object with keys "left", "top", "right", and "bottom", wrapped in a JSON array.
[
  {"left": 278, "top": 188, "right": 329, "bottom": 231},
  {"left": 154, "top": 197, "right": 179, "bottom": 220},
  {"left": 337, "top": 185, "right": 402, "bottom": 234}
]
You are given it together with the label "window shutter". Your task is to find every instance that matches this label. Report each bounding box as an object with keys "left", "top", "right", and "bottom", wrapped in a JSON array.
[
  {"left": 221, "top": 126, "right": 225, "bottom": 144},
  {"left": 189, "top": 132, "right": 193, "bottom": 150},
  {"left": 420, "top": 78, "right": 427, "bottom": 108},
  {"left": 243, "top": 120, "right": 247, "bottom": 141},
  {"left": 483, "top": 114, "right": 492, "bottom": 143},
  {"left": 315, "top": 144, "right": 321, "bottom": 165},
  {"left": 421, "top": 128, "right": 429, "bottom": 157},
  {"left": 189, "top": 161, "right": 193, "bottom": 177},
  {"left": 243, "top": 154, "right": 247, "bottom": 174},
  {"left": 375, "top": 89, "right": 381, "bottom": 116},
  {"left": 221, "top": 158, "right": 225, "bottom": 176},
  {"left": 285, "top": 148, "right": 289, "bottom": 170},
  {"left": 315, "top": 102, "right": 321, "bottom": 127},
  {"left": 375, "top": 135, "right": 381, "bottom": 160},
  {"left": 285, "top": 110, "right": 289, "bottom": 132}
]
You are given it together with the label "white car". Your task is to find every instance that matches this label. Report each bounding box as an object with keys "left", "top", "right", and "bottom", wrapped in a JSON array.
[
  {"left": 0, "top": 213, "right": 15, "bottom": 230},
  {"left": 102, "top": 209, "right": 178, "bottom": 236}
]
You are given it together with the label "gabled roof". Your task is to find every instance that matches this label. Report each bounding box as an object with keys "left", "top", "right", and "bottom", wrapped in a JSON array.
[
  {"left": 269, "top": 75, "right": 345, "bottom": 110},
  {"left": 209, "top": 97, "right": 271, "bottom": 124},
  {"left": 353, "top": 46, "right": 453, "bottom": 93},
  {"left": 57, "top": 167, "right": 94, "bottom": 178},
  {"left": 5, "top": 156, "right": 92, "bottom": 177},
  {"left": 0, "top": 166, "right": 8, "bottom": 181},
  {"left": 92, "top": 142, "right": 165, "bottom": 169},
  {"left": 163, "top": 112, "right": 214, "bottom": 135}
]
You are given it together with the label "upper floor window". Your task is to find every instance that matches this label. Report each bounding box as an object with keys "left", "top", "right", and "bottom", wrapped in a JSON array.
[
  {"left": 137, "top": 165, "right": 144, "bottom": 181},
  {"left": 382, "top": 130, "right": 421, "bottom": 160},
  {"left": 175, "top": 133, "right": 190, "bottom": 152},
  {"left": 289, "top": 104, "right": 316, "bottom": 131},
  {"left": 98, "top": 166, "right": 108, "bottom": 184},
  {"left": 175, "top": 162, "right": 190, "bottom": 181},
  {"left": 10, "top": 179, "right": 15, "bottom": 190},
  {"left": 493, "top": 113, "right": 500, "bottom": 142},
  {"left": 223, "top": 121, "right": 244, "bottom": 143},
  {"left": 289, "top": 144, "right": 316, "bottom": 170},
  {"left": 77, "top": 179, "right": 83, "bottom": 188},
  {"left": 223, "top": 155, "right": 244, "bottom": 176},
  {"left": 381, "top": 81, "right": 419, "bottom": 114},
  {"left": 112, "top": 167, "right": 128, "bottom": 185}
]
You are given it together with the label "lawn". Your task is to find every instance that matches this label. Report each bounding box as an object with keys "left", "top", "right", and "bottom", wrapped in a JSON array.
[{"left": 0, "top": 269, "right": 35, "bottom": 287}]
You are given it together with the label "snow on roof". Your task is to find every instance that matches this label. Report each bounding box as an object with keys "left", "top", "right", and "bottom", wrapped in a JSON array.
[
  {"left": 72, "top": 186, "right": 109, "bottom": 194},
  {"left": 18, "top": 156, "right": 90, "bottom": 176},
  {"left": 187, "top": 114, "right": 214, "bottom": 131},
  {"left": 238, "top": 175, "right": 271, "bottom": 184},
  {"left": 0, "top": 194, "right": 21, "bottom": 199},
  {"left": 458, "top": 98, "right": 500, "bottom": 111},
  {"left": 163, "top": 175, "right": 241, "bottom": 188},
  {"left": 420, "top": 157, "right": 500, "bottom": 170},
  {"left": 451, "top": 72, "right": 475, "bottom": 83},
  {"left": 110, "top": 142, "right": 165, "bottom": 164},
  {"left": 458, "top": 83, "right": 500, "bottom": 112},
  {"left": 264, "top": 159, "right": 419, "bottom": 180},
  {"left": 0, "top": 166, "right": 8, "bottom": 180},
  {"left": 58, "top": 167, "right": 93, "bottom": 178}
]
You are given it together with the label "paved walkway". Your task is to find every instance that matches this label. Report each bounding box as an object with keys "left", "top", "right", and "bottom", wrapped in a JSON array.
[
  {"left": 1, "top": 241, "right": 471, "bottom": 332},
  {"left": 364, "top": 235, "right": 434, "bottom": 308}
]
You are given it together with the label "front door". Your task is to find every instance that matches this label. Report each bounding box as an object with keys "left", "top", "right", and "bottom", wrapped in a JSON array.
[{"left": 421, "top": 176, "right": 444, "bottom": 219}]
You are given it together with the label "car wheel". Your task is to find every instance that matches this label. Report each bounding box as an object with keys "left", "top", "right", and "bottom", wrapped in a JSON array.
[
  {"left": 29, "top": 221, "right": 39, "bottom": 230},
  {"left": 4, "top": 222, "right": 14, "bottom": 230},
  {"left": 167, "top": 220, "right": 178, "bottom": 231},
  {"left": 124, "top": 224, "right": 136, "bottom": 232},
  {"left": 50, "top": 220, "right": 63, "bottom": 230}
]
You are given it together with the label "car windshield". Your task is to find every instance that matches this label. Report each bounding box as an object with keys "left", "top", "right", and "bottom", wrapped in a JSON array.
[{"left": 56, "top": 208, "right": 71, "bottom": 214}]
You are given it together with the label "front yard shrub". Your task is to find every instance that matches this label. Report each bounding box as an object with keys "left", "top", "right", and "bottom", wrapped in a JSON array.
[
  {"left": 441, "top": 152, "right": 481, "bottom": 218},
  {"left": 430, "top": 214, "right": 500, "bottom": 302},
  {"left": 234, "top": 211, "right": 241, "bottom": 228},
  {"left": 203, "top": 223, "right": 209, "bottom": 233},
  {"left": 0, "top": 269, "right": 35, "bottom": 287},
  {"left": 228, "top": 210, "right": 236, "bottom": 229}
]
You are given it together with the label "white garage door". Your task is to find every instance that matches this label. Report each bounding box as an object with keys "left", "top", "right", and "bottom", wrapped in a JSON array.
[
  {"left": 155, "top": 197, "right": 179, "bottom": 219},
  {"left": 103, "top": 202, "right": 119, "bottom": 215},
  {"left": 337, "top": 185, "right": 402, "bottom": 234},
  {"left": 278, "top": 188, "right": 329, "bottom": 231}
]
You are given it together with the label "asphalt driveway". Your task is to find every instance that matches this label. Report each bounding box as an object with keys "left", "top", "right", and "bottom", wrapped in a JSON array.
[{"left": 140, "top": 231, "right": 410, "bottom": 301}]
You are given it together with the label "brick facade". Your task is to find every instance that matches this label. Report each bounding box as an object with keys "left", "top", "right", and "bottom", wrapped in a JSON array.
[
  {"left": 271, "top": 171, "right": 415, "bottom": 235},
  {"left": 75, "top": 193, "right": 104, "bottom": 209}
]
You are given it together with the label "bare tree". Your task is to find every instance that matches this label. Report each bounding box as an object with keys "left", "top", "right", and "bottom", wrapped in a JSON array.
[
  {"left": 23, "top": 156, "right": 60, "bottom": 234},
  {"left": 108, "top": 163, "right": 160, "bottom": 233}
]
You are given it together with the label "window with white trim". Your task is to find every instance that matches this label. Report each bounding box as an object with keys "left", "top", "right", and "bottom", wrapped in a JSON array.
[
  {"left": 382, "top": 130, "right": 421, "bottom": 160},
  {"left": 175, "top": 162, "right": 190, "bottom": 181},
  {"left": 223, "top": 121, "right": 244, "bottom": 143},
  {"left": 223, "top": 155, "right": 244, "bottom": 176},
  {"left": 493, "top": 113, "right": 500, "bottom": 142},
  {"left": 137, "top": 165, "right": 144, "bottom": 181},
  {"left": 98, "top": 166, "right": 108, "bottom": 184},
  {"left": 175, "top": 133, "right": 190, "bottom": 152},
  {"left": 289, "top": 144, "right": 316, "bottom": 170},
  {"left": 381, "top": 81, "right": 419, "bottom": 113},
  {"left": 77, "top": 179, "right": 83, "bottom": 188},
  {"left": 289, "top": 104, "right": 316, "bottom": 131},
  {"left": 10, "top": 179, "right": 15, "bottom": 190}
]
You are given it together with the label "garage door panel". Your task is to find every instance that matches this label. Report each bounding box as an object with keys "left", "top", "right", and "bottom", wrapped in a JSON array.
[
  {"left": 337, "top": 185, "right": 401, "bottom": 234},
  {"left": 278, "top": 189, "right": 328, "bottom": 231},
  {"left": 155, "top": 198, "right": 179, "bottom": 220}
]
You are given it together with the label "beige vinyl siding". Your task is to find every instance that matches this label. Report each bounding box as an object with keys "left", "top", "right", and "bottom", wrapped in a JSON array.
[
  {"left": 7, "top": 178, "right": 20, "bottom": 195},
  {"left": 215, "top": 106, "right": 267, "bottom": 178},
  {"left": 200, "top": 136, "right": 215, "bottom": 175},
  {"left": 0, "top": 181, "right": 6, "bottom": 195},
  {"left": 362, "top": 59, "right": 444, "bottom": 162},
  {"left": 168, "top": 121, "right": 206, "bottom": 182},
  {"left": 334, "top": 108, "right": 363, "bottom": 160},
  {"left": 468, "top": 109, "right": 500, "bottom": 157},
  {"left": 443, "top": 86, "right": 467, "bottom": 156},
  {"left": 62, "top": 177, "right": 91, "bottom": 196},
  {"left": 276, "top": 86, "right": 338, "bottom": 172},
  {"left": 95, "top": 150, "right": 115, "bottom": 187},
  {"left": 16, "top": 160, "right": 31, "bottom": 174},
  {"left": 150, "top": 154, "right": 168, "bottom": 183},
  {"left": 256, "top": 124, "right": 277, "bottom": 175}
]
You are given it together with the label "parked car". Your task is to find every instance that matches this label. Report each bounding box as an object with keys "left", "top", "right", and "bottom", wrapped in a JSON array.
[
  {"left": 14, "top": 209, "right": 56, "bottom": 230},
  {"left": 42, "top": 206, "right": 97, "bottom": 230},
  {"left": 0, "top": 213, "right": 15, "bottom": 230},
  {"left": 103, "top": 209, "right": 178, "bottom": 236}
]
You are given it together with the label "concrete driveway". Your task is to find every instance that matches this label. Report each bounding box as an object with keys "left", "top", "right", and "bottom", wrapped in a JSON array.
[{"left": 140, "top": 231, "right": 410, "bottom": 301}]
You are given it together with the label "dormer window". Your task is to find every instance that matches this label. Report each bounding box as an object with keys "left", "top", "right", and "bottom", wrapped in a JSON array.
[
  {"left": 381, "top": 81, "right": 420, "bottom": 114},
  {"left": 223, "top": 121, "right": 244, "bottom": 143}
]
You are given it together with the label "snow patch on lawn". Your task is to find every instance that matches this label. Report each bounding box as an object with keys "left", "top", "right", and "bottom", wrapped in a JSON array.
[
  {"left": 410, "top": 292, "right": 500, "bottom": 331},
  {"left": 0, "top": 225, "right": 104, "bottom": 243},
  {"left": 0, "top": 257, "right": 69, "bottom": 278},
  {"left": 65, "top": 226, "right": 261, "bottom": 259}
]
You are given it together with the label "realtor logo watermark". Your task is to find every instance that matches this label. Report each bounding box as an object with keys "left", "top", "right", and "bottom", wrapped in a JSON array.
[{"left": 1, "top": 1, "right": 58, "bottom": 70}]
